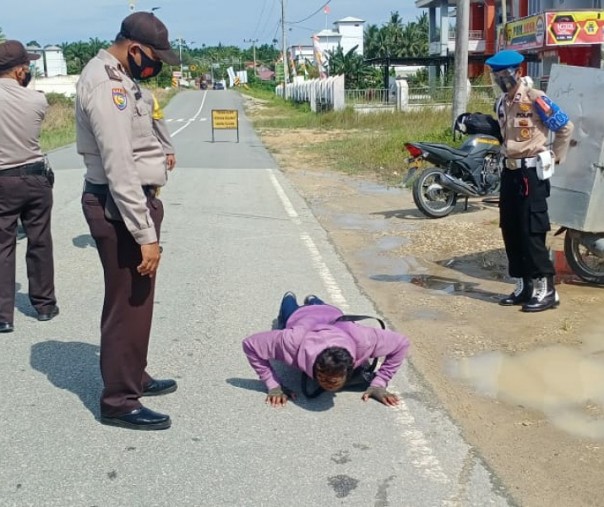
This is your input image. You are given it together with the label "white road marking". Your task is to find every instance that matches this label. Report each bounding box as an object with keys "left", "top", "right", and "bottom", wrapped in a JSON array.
[
  {"left": 170, "top": 92, "right": 208, "bottom": 137},
  {"left": 268, "top": 170, "right": 348, "bottom": 311}
]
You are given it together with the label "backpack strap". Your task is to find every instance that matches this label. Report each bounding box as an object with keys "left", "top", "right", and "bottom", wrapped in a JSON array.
[{"left": 333, "top": 314, "right": 386, "bottom": 329}]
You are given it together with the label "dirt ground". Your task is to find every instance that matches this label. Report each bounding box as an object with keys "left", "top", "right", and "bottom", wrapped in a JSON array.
[{"left": 245, "top": 97, "right": 604, "bottom": 507}]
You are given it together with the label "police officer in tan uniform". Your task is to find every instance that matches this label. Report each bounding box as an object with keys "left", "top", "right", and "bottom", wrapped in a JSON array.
[
  {"left": 141, "top": 88, "right": 176, "bottom": 171},
  {"left": 0, "top": 41, "right": 59, "bottom": 333},
  {"left": 487, "top": 50, "right": 574, "bottom": 312},
  {"left": 76, "top": 12, "right": 180, "bottom": 430}
]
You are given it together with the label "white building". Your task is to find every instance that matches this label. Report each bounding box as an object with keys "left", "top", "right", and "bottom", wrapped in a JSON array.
[
  {"left": 26, "top": 45, "right": 67, "bottom": 77},
  {"left": 44, "top": 46, "right": 67, "bottom": 77},
  {"left": 289, "top": 16, "right": 366, "bottom": 67}
]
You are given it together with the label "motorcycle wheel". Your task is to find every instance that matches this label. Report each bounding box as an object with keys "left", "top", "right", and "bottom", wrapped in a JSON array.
[
  {"left": 564, "top": 231, "right": 604, "bottom": 285},
  {"left": 412, "top": 167, "right": 457, "bottom": 219}
]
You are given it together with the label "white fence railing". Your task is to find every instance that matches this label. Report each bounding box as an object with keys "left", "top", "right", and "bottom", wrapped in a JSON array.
[
  {"left": 277, "top": 77, "right": 496, "bottom": 112},
  {"left": 276, "top": 75, "right": 345, "bottom": 112}
]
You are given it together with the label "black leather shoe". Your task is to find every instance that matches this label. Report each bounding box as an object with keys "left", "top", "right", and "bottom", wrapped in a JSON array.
[
  {"left": 0, "top": 322, "right": 14, "bottom": 333},
  {"left": 499, "top": 277, "right": 533, "bottom": 306},
  {"left": 37, "top": 306, "right": 59, "bottom": 322},
  {"left": 143, "top": 378, "right": 178, "bottom": 396},
  {"left": 100, "top": 406, "right": 171, "bottom": 430},
  {"left": 522, "top": 276, "right": 560, "bottom": 313}
]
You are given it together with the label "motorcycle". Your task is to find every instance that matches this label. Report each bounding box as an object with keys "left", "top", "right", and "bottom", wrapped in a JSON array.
[
  {"left": 555, "top": 228, "right": 604, "bottom": 285},
  {"left": 404, "top": 133, "right": 502, "bottom": 219}
]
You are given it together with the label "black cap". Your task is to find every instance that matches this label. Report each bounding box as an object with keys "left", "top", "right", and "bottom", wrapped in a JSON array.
[
  {"left": 119, "top": 12, "right": 180, "bottom": 65},
  {"left": 0, "top": 40, "right": 41, "bottom": 72}
]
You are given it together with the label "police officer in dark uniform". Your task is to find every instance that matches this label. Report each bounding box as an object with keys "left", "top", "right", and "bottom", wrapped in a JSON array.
[
  {"left": 486, "top": 50, "right": 574, "bottom": 312},
  {"left": 76, "top": 13, "right": 180, "bottom": 430},
  {"left": 0, "top": 41, "right": 59, "bottom": 333}
]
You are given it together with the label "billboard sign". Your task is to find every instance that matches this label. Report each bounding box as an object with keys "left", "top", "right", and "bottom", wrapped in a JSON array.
[
  {"left": 505, "top": 14, "right": 545, "bottom": 50},
  {"left": 546, "top": 11, "right": 604, "bottom": 46}
]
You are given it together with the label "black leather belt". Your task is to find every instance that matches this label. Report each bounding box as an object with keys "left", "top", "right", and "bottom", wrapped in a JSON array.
[
  {"left": 0, "top": 161, "right": 46, "bottom": 176},
  {"left": 84, "top": 181, "right": 158, "bottom": 197}
]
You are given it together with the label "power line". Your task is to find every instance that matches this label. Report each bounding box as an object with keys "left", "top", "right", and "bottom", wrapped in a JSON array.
[
  {"left": 252, "top": 0, "right": 270, "bottom": 39},
  {"left": 288, "top": 0, "right": 333, "bottom": 25}
]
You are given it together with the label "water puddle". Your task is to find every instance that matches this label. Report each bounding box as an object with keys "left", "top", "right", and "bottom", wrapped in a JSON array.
[
  {"left": 370, "top": 273, "right": 497, "bottom": 298},
  {"left": 448, "top": 334, "right": 604, "bottom": 440},
  {"left": 354, "top": 180, "right": 403, "bottom": 196},
  {"left": 331, "top": 213, "right": 391, "bottom": 232},
  {"left": 376, "top": 236, "right": 408, "bottom": 251}
]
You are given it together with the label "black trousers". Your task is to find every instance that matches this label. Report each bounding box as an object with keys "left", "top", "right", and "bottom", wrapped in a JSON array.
[
  {"left": 82, "top": 192, "right": 163, "bottom": 417},
  {"left": 499, "top": 166, "right": 554, "bottom": 279},
  {"left": 0, "top": 173, "right": 56, "bottom": 323}
]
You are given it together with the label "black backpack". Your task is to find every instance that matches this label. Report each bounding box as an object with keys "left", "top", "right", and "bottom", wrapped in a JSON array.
[
  {"left": 301, "top": 314, "right": 384, "bottom": 398},
  {"left": 454, "top": 112, "right": 502, "bottom": 142}
]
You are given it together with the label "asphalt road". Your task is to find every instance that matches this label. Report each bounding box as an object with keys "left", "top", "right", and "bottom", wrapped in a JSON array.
[{"left": 0, "top": 89, "right": 515, "bottom": 506}]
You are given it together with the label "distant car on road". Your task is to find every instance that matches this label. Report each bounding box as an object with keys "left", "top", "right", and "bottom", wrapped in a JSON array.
[{"left": 213, "top": 82, "right": 225, "bottom": 90}]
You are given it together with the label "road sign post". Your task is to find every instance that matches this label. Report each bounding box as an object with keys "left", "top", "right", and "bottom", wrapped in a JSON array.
[{"left": 211, "top": 109, "right": 239, "bottom": 143}]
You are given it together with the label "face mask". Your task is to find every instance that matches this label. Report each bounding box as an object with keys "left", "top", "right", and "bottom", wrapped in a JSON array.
[
  {"left": 492, "top": 68, "right": 518, "bottom": 93},
  {"left": 20, "top": 70, "right": 32, "bottom": 88},
  {"left": 128, "top": 47, "right": 163, "bottom": 80}
]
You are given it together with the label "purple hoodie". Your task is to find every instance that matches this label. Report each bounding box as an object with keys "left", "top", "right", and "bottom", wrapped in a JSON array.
[{"left": 242, "top": 304, "right": 410, "bottom": 391}]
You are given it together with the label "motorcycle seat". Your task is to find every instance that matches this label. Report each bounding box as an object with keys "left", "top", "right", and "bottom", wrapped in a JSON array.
[{"left": 418, "top": 143, "right": 471, "bottom": 160}]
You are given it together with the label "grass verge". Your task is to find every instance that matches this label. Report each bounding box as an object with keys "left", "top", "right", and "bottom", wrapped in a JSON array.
[{"left": 243, "top": 87, "right": 494, "bottom": 183}]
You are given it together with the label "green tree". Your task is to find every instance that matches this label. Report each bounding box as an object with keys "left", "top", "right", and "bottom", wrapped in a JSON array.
[
  {"left": 364, "top": 12, "right": 429, "bottom": 59},
  {"left": 327, "top": 45, "right": 381, "bottom": 89},
  {"left": 0, "top": 27, "right": 5, "bottom": 42}
]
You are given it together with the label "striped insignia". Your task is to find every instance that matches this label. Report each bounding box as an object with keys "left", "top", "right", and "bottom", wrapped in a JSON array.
[{"left": 112, "top": 88, "right": 127, "bottom": 110}]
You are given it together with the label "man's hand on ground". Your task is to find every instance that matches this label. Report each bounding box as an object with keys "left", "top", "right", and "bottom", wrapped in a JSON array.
[
  {"left": 362, "top": 386, "right": 399, "bottom": 407},
  {"left": 266, "top": 386, "right": 297, "bottom": 407}
]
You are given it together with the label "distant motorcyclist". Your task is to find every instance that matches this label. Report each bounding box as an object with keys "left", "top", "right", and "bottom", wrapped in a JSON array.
[{"left": 486, "top": 50, "right": 574, "bottom": 312}]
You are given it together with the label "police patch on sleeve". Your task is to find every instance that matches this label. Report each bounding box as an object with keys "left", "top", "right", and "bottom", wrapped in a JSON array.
[{"left": 112, "top": 88, "right": 127, "bottom": 111}]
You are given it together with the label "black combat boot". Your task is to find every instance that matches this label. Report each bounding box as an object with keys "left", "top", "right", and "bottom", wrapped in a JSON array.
[
  {"left": 522, "top": 276, "right": 560, "bottom": 312},
  {"left": 499, "top": 277, "right": 533, "bottom": 306}
]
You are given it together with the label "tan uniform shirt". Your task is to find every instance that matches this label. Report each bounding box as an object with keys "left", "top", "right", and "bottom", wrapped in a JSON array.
[
  {"left": 76, "top": 49, "right": 167, "bottom": 245},
  {"left": 0, "top": 77, "right": 47, "bottom": 170},
  {"left": 497, "top": 82, "right": 574, "bottom": 163}
]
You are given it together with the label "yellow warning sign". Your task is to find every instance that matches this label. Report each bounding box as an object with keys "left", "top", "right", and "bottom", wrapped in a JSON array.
[{"left": 212, "top": 109, "right": 238, "bottom": 130}]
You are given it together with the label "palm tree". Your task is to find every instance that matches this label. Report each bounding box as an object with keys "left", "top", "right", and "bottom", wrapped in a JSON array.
[
  {"left": 327, "top": 45, "right": 376, "bottom": 89},
  {"left": 0, "top": 27, "right": 5, "bottom": 42}
]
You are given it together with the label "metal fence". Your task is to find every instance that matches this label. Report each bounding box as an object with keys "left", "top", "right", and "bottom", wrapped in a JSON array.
[
  {"left": 344, "top": 88, "right": 390, "bottom": 105},
  {"left": 345, "top": 84, "right": 497, "bottom": 108},
  {"left": 408, "top": 85, "right": 496, "bottom": 105}
]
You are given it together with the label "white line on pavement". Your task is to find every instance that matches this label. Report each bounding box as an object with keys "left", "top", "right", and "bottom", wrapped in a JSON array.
[
  {"left": 268, "top": 169, "right": 348, "bottom": 311},
  {"left": 171, "top": 92, "right": 208, "bottom": 137}
]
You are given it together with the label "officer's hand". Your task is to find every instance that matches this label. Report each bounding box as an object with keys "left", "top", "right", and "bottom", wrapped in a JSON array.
[
  {"left": 266, "top": 386, "right": 296, "bottom": 407},
  {"left": 166, "top": 154, "right": 176, "bottom": 171},
  {"left": 138, "top": 242, "right": 161, "bottom": 278},
  {"left": 362, "top": 386, "right": 399, "bottom": 407}
]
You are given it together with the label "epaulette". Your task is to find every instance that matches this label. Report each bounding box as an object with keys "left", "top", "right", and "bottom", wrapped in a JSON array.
[{"left": 105, "top": 65, "right": 122, "bottom": 82}]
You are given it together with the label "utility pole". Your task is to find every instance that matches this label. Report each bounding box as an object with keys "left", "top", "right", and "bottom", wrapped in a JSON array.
[
  {"left": 244, "top": 38, "right": 259, "bottom": 75},
  {"left": 452, "top": 0, "right": 470, "bottom": 127},
  {"left": 281, "top": 0, "right": 288, "bottom": 84}
]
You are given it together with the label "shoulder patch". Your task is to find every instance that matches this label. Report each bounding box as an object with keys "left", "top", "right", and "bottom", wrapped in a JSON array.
[
  {"left": 105, "top": 65, "right": 122, "bottom": 82},
  {"left": 112, "top": 88, "right": 128, "bottom": 110}
]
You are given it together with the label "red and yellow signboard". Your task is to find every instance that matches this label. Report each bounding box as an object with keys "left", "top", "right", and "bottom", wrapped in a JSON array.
[{"left": 546, "top": 11, "right": 604, "bottom": 46}]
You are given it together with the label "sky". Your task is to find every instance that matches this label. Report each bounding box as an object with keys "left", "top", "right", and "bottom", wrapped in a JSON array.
[{"left": 2, "top": 0, "right": 420, "bottom": 48}]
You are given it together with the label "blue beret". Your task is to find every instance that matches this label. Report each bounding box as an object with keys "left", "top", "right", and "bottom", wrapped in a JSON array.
[{"left": 485, "top": 50, "right": 524, "bottom": 71}]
